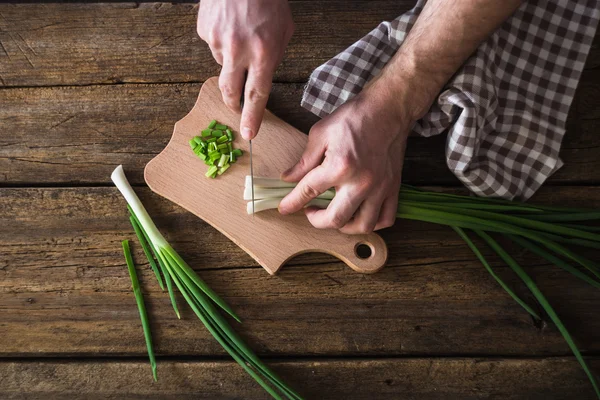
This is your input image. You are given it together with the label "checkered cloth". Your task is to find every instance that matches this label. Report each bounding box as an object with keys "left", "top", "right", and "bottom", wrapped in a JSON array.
[{"left": 301, "top": 0, "right": 600, "bottom": 200}]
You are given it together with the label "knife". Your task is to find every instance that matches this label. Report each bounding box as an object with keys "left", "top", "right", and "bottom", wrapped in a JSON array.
[{"left": 240, "top": 73, "right": 254, "bottom": 216}]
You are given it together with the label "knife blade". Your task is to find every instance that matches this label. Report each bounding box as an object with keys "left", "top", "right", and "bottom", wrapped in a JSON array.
[{"left": 240, "top": 73, "right": 254, "bottom": 216}]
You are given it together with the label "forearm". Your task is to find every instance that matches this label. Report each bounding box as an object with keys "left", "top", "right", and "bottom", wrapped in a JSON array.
[{"left": 365, "top": 0, "right": 523, "bottom": 125}]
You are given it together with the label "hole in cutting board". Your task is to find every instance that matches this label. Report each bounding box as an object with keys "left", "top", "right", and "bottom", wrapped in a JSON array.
[{"left": 355, "top": 242, "right": 373, "bottom": 259}]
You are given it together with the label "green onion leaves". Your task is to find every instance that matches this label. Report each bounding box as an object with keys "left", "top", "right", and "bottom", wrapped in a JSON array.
[
  {"left": 113, "top": 166, "right": 301, "bottom": 399},
  {"left": 244, "top": 176, "right": 600, "bottom": 398}
]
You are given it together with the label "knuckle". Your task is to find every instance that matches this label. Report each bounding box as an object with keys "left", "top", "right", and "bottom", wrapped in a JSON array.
[
  {"left": 328, "top": 213, "right": 346, "bottom": 230},
  {"left": 247, "top": 87, "right": 269, "bottom": 104},
  {"left": 335, "top": 155, "right": 354, "bottom": 177},
  {"left": 381, "top": 216, "right": 395, "bottom": 229},
  {"left": 359, "top": 220, "right": 376, "bottom": 234},
  {"left": 226, "top": 36, "right": 243, "bottom": 56},
  {"left": 251, "top": 38, "right": 270, "bottom": 60},
  {"left": 219, "top": 82, "right": 235, "bottom": 98},
  {"left": 301, "top": 183, "right": 320, "bottom": 200}
]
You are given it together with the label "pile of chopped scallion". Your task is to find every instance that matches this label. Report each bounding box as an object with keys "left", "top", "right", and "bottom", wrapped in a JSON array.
[
  {"left": 189, "top": 119, "right": 243, "bottom": 178},
  {"left": 245, "top": 177, "right": 600, "bottom": 398},
  {"left": 112, "top": 165, "right": 302, "bottom": 400}
]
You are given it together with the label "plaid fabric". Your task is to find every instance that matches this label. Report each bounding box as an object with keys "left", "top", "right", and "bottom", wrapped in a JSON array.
[{"left": 301, "top": 0, "right": 600, "bottom": 200}]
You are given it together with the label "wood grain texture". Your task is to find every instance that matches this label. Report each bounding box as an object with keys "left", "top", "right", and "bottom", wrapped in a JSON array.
[
  {"left": 1, "top": 186, "right": 599, "bottom": 357},
  {"left": 144, "top": 77, "right": 387, "bottom": 274},
  {"left": 0, "top": 2, "right": 414, "bottom": 87},
  {"left": 1, "top": 358, "right": 598, "bottom": 399},
  {"left": 1, "top": 81, "right": 599, "bottom": 185},
  {"left": 0, "top": 3, "right": 596, "bottom": 87}
]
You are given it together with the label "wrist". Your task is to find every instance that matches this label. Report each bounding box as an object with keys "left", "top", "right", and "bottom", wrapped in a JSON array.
[{"left": 362, "top": 48, "right": 447, "bottom": 124}]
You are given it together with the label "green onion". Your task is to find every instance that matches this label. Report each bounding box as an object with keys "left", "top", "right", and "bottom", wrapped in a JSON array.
[
  {"left": 244, "top": 176, "right": 600, "bottom": 397},
  {"left": 122, "top": 239, "right": 157, "bottom": 382},
  {"left": 217, "top": 135, "right": 229, "bottom": 144},
  {"left": 113, "top": 166, "right": 301, "bottom": 399},
  {"left": 190, "top": 120, "right": 244, "bottom": 178},
  {"left": 218, "top": 164, "right": 231, "bottom": 175},
  {"left": 218, "top": 154, "right": 229, "bottom": 168},
  {"left": 206, "top": 165, "right": 218, "bottom": 178}
]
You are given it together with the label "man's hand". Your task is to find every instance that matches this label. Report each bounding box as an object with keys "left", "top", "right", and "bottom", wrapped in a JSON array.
[
  {"left": 197, "top": 0, "right": 294, "bottom": 140},
  {"left": 278, "top": 79, "right": 413, "bottom": 234},
  {"left": 278, "top": 0, "right": 523, "bottom": 234}
]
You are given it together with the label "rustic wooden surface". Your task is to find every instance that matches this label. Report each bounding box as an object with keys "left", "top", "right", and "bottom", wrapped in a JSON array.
[{"left": 1, "top": 2, "right": 599, "bottom": 399}]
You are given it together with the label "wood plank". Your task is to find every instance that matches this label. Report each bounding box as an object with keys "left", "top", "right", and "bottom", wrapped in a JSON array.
[
  {"left": 1, "top": 186, "right": 599, "bottom": 357},
  {"left": 0, "top": 2, "right": 414, "bottom": 87},
  {"left": 2, "top": 82, "right": 599, "bottom": 185},
  {"left": 0, "top": 3, "right": 597, "bottom": 87},
  {"left": 0, "top": 358, "right": 598, "bottom": 399}
]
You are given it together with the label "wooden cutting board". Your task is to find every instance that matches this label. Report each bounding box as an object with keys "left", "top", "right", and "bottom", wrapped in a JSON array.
[{"left": 145, "top": 77, "right": 388, "bottom": 275}]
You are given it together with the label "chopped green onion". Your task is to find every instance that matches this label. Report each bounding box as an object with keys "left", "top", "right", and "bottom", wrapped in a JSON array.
[
  {"left": 212, "top": 130, "right": 224, "bottom": 138},
  {"left": 233, "top": 148, "right": 243, "bottom": 157},
  {"left": 218, "top": 164, "right": 230, "bottom": 175},
  {"left": 193, "top": 136, "right": 203, "bottom": 145},
  {"left": 215, "top": 123, "right": 228, "bottom": 130},
  {"left": 202, "top": 129, "right": 212, "bottom": 137},
  {"left": 227, "top": 143, "right": 233, "bottom": 152},
  {"left": 206, "top": 137, "right": 217, "bottom": 143},
  {"left": 230, "top": 151, "right": 236, "bottom": 163},
  {"left": 217, "top": 135, "right": 229, "bottom": 144},
  {"left": 226, "top": 129, "right": 233, "bottom": 140},
  {"left": 207, "top": 120, "right": 217, "bottom": 129},
  {"left": 205, "top": 165, "right": 218, "bottom": 178},
  {"left": 218, "top": 154, "right": 229, "bottom": 168},
  {"left": 189, "top": 139, "right": 197, "bottom": 150}
]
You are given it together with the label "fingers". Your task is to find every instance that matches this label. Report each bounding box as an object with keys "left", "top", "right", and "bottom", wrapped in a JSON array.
[
  {"left": 304, "top": 187, "right": 364, "bottom": 230},
  {"left": 281, "top": 130, "right": 326, "bottom": 183},
  {"left": 339, "top": 196, "right": 383, "bottom": 235},
  {"left": 374, "top": 191, "right": 399, "bottom": 231},
  {"left": 240, "top": 67, "right": 273, "bottom": 140},
  {"left": 218, "top": 61, "right": 245, "bottom": 112},
  {"left": 278, "top": 166, "right": 335, "bottom": 215}
]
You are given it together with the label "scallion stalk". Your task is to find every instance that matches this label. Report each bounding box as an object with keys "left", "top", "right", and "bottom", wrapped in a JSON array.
[
  {"left": 122, "top": 239, "right": 157, "bottom": 382},
  {"left": 113, "top": 166, "right": 301, "bottom": 399},
  {"left": 243, "top": 176, "right": 600, "bottom": 398}
]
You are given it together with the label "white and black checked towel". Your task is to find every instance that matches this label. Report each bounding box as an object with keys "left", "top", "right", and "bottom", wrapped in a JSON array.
[{"left": 301, "top": 0, "right": 600, "bottom": 200}]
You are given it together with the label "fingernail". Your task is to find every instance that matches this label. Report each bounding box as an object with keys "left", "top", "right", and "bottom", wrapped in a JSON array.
[{"left": 242, "top": 127, "right": 253, "bottom": 140}]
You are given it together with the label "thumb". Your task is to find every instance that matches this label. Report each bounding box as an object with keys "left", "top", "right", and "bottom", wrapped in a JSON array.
[{"left": 281, "top": 130, "right": 326, "bottom": 182}]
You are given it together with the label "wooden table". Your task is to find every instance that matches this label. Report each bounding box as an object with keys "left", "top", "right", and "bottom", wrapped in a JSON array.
[{"left": 1, "top": 2, "right": 599, "bottom": 398}]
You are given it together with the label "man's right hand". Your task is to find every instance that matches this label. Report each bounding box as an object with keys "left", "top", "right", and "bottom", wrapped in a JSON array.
[{"left": 197, "top": 0, "right": 294, "bottom": 140}]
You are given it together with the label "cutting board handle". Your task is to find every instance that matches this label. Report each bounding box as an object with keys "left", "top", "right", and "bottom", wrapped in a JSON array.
[{"left": 305, "top": 232, "right": 388, "bottom": 274}]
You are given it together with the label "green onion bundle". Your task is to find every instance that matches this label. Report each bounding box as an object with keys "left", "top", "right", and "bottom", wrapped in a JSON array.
[
  {"left": 112, "top": 166, "right": 302, "bottom": 400},
  {"left": 245, "top": 177, "right": 600, "bottom": 398}
]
